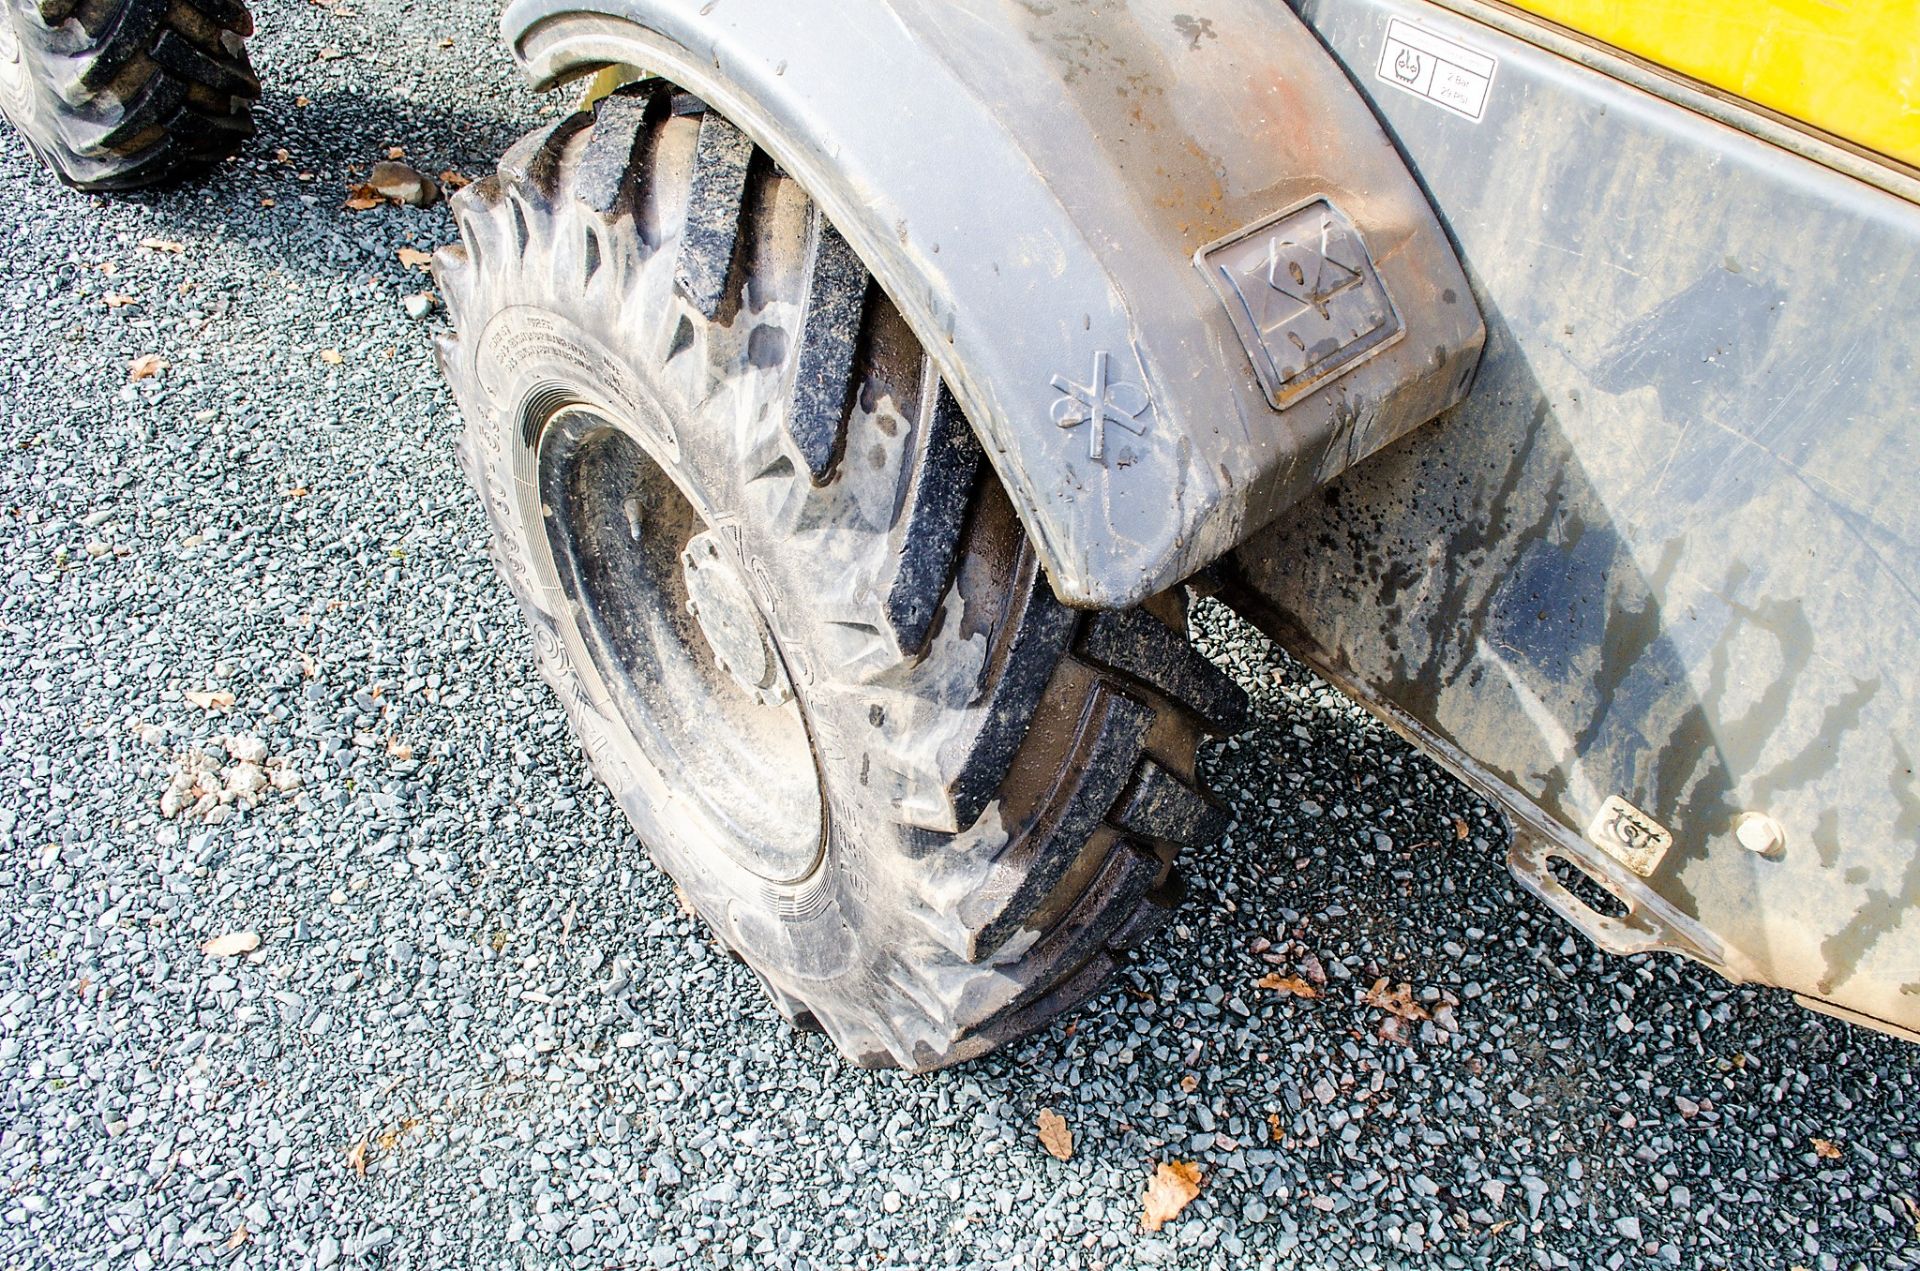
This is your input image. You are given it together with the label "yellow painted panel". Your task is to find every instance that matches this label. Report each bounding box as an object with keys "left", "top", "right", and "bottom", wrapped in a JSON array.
[{"left": 1505, "top": 0, "right": 1920, "bottom": 167}]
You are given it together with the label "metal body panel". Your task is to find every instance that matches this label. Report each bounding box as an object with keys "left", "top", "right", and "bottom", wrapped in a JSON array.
[
  {"left": 501, "top": 0, "right": 1483, "bottom": 608},
  {"left": 1236, "top": 0, "right": 1920, "bottom": 1036}
]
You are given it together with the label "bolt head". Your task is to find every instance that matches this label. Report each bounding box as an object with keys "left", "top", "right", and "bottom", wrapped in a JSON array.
[{"left": 1735, "top": 813, "right": 1785, "bottom": 856}]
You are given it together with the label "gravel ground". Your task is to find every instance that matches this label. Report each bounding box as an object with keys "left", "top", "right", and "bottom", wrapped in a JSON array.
[{"left": 3, "top": 3, "right": 1918, "bottom": 1269}]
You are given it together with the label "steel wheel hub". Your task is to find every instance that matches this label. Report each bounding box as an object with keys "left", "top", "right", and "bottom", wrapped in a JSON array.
[{"left": 681, "top": 531, "right": 793, "bottom": 708}]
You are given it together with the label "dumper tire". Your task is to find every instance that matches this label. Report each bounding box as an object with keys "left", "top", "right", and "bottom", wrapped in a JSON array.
[
  {"left": 0, "top": 0, "right": 257, "bottom": 191},
  {"left": 433, "top": 85, "right": 1248, "bottom": 1071}
]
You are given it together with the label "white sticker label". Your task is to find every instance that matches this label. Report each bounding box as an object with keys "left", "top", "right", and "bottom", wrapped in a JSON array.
[{"left": 1376, "top": 17, "right": 1496, "bottom": 121}]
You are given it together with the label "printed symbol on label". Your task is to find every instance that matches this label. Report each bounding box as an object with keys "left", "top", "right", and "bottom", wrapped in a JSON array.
[
  {"left": 1375, "top": 17, "right": 1496, "bottom": 121},
  {"left": 1050, "top": 350, "right": 1150, "bottom": 462},
  {"left": 1585, "top": 794, "right": 1673, "bottom": 877},
  {"left": 1196, "top": 199, "right": 1401, "bottom": 409}
]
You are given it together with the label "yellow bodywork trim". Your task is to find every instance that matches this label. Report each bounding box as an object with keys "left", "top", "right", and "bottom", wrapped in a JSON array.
[{"left": 1505, "top": 0, "right": 1920, "bottom": 167}]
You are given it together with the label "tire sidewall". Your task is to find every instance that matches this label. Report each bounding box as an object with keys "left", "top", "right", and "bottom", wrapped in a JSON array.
[{"left": 0, "top": 4, "right": 38, "bottom": 130}]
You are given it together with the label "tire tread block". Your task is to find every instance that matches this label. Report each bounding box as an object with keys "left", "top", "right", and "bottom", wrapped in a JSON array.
[
  {"left": 1112, "top": 757, "right": 1230, "bottom": 846},
  {"left": 883, "top": 382, "right": 980, "bottom": 654},
  {"left": 945, "top": 559, "right": 1079, "bottom": 829},
  {"left": 785, "top": 213, "right": 867, "bottom": 483},
  {"left": 1079, "top": 608, "right": 1249, "bottom": 735},
  {"left": 674, "top": 110, "right": 754, "bottom": 317},
  {"left": 573, "top": 90, "right": 655, "bottom": 216},
  {"left": 148, "top": 28, "right": 257, "bottom": 98},
  {"left": 962, "top": 686, "right": 1153, "bottom": 957}
]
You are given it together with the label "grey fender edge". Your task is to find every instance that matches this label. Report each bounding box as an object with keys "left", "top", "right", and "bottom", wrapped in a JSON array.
[{"left": 500, "top": 0, "right": 1484, "bottom": 608}]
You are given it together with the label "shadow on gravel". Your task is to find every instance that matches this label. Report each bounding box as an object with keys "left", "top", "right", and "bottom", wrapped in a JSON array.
[
  {"left": 954, "top": 605, "right": 1918, "bottom": 1267},
  {"left": 80, "top": 85, "right": 547, "bottom": 258}
]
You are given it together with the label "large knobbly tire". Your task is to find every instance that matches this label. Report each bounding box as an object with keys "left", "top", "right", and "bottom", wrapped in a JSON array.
[
  {"left": 433, "top": 84, "right": 1248, "bottom": 1071},
  {"left": 0, "top": 0, "right": 256, "bottom": 191}
]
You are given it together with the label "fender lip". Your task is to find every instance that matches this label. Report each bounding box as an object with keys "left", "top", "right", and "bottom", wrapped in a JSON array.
[{"left": 501, "top": 0, "right": 1483, "bottom": 609}]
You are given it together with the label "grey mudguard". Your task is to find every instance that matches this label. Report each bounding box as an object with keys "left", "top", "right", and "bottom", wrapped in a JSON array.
[{"left": 500, "top": 0, "right": 1484, "bottom": 608}]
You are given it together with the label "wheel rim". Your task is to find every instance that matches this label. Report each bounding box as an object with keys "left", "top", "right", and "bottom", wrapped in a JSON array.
[{"left": 536, "top": 403, "right": 826, "bottom": 885}]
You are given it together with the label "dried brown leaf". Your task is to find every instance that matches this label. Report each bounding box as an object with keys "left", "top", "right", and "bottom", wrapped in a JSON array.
[
  {"left": 1254, "top": 973, "right": 1318, "bottom": 999},
  {"left": 346, "top": 1138, "right": 368, "bottom": 1177},
  {"left": 1362, "top": 977, "right": 1430, "bottom": 1022},
  {"left": 201, "top": 931, "right": 260, "bottom": 958},
  {"left": 386, "top": 145, "right": 405, "bottom": 160},
  {"left": 1036, "top": 1109, "right": 1072, "bottom": 1161},
  {"left": 127, "top": 354, "right": 167, "bottom": 382},
  {"left": 397, "top": 246, "right": 434, "bottom": 270},
  {"left": 343, "top": 184, "right": 382, "bottom": 210},
  {"left": 183, "top": 689, "right": 236, "bottom": 712},
  {"left": 224, "top": 1225, "right": 250, "bottom": 1251},
  {"left": 319, "top": 348, "right": 344, "bottom": 365},
  {"left": 1812, "top": 1137, "right": 1842, "bottom": 1160},
  {"left": 385, "top": 737, "right": 413, "bottom": 761},
  {"left": 1142, "top": 1160, "right": 1202, "bottom": 1232},
  {"left": 103, "top": 294, "right": 138, "bottom": 309},
  {"left": 437, "top": 169, "right": 470, "bottom": 190},
  {"left": 138, "top": 237, "right": 185, "bottom": 253},
  {"left": 1454, "top": 817, "right": 1471, "bottom": 840}
]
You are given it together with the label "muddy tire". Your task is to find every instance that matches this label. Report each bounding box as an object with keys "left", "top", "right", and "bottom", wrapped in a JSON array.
[
  {"left": 433, "top": 85, "right": 1247, "bottom": 1071},
  {"left": 0, "top": 0, "right": 257, "bottom": 191}
]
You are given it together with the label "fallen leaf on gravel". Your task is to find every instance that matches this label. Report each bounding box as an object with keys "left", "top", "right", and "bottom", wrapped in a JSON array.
[
  {"left": 127, "top": 354, "right": 167, "bottom": 381},
  {"left": 1363, "top": 978, "right": 1430, "bottom": 1022},
  {"left": 397, "top": 246, "right": 433, "bottom": 269},
  {"left": 103, "top": 294, "right": 137, "bottom": 308},
  {"left": 1812, "top": 1138, "right": 1842, "bottom": 1160},
  {"left": 438, "top": 169, "right": 470, "bottom": 190},
  {"left": 1454, "top": 817, "right": 1470, "bottom": 840},
  {"left": 385, "top": 737, "right": 413, "bottom": 760},
  {"left": 1364, "top": 977, "right": 1430, "bottom": 1044},
  {"left": 386, "top": 145, "right": 405, "bottom": 159},
  {"left": 319, "top": 348, "right": 344, "bottom": 365},
  {"left": 316, "top": 46, "right": 342, "bottom": 60},
  {"left": 1142, "top": 1161, "right": 1202, "bottom": 1231},
  {"left": 1037, "top": 1109, "right": 1072, "bottom": 1161},
  {"left": 139, "top": 237, "right": 184, "bottom": 253},
  {"left": 1178, "top": 1074, "right": 1199, "bottom": 1094},
  {"left": 377, "top": 1116, "right": 421, "bottom": 1150},
  {"left": 343, "top": 184, "right": 381, "bottom": 210},
  {"left": 224, "top": 1225, "right": 249, "bottom": 1251},
  {"left": 346, "top": 1138, "right": 368, "bottom": 1177},
  {"left": 183, "top": 689, "right": 236, "bottom": 711},
  {"left": 1255, "top": 973, "right": 1318, "bottom": 999},
  {"left": 201, "top": 931, "right": 259, "bottom": 957},
  {"left": 295, "top": 95, "right": 311, "bottom": 107}
]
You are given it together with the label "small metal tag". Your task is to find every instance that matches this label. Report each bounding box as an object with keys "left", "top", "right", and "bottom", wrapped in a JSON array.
[
  {"left": 1196, "top": 199, "right": 1402, "bottom": 409},
  {"left": 1585, "top": 795, "right": 1673, "bottom": 877}
]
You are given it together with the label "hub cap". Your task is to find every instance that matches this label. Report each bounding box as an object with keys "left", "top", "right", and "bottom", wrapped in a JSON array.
[{"left": 680, "top": 531, "right": 795, "bottom": 708}]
